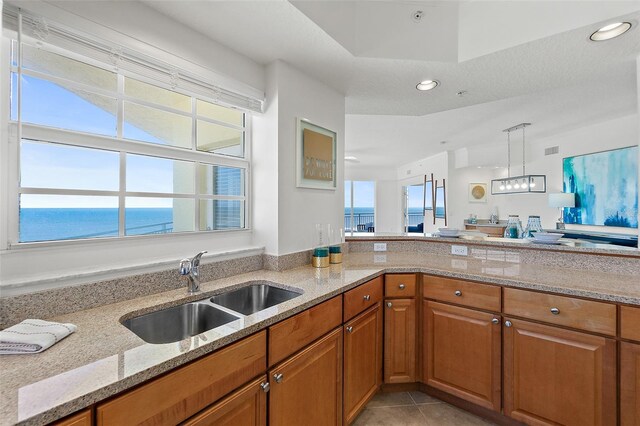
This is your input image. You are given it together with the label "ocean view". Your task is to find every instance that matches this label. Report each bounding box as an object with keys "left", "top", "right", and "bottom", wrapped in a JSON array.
[{"left": 20, "top": 208, "right": 173, "bottom": 242}]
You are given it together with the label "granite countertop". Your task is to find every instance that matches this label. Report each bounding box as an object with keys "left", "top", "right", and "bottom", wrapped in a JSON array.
[
  {"left": 1, "top": 252, "right": 639, "bottom": 425},
  {"left": 347, "top": 233, "right": 640, "bottom": 257}
]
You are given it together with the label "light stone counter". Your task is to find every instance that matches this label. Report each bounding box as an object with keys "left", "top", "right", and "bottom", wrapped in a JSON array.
[{"left": 1, "top": 252, "right": 639, "bottom": 425}]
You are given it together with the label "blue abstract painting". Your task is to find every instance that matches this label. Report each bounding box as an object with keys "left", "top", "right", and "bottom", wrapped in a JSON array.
[{"left": 563, "top": 146, "right": 638, "bottom": 228}]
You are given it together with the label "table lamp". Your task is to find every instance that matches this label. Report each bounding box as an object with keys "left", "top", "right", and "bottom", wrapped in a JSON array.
[{"left": 548, "top": 193, "right": 575, "bottom": 229}]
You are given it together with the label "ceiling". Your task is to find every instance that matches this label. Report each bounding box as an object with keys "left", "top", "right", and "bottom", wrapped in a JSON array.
[
  {"left": 141, "top": 0, "right": 640, "bottom": 169},
  {"left": 143, "top": 0, "right": 640, "bottom": 117}
]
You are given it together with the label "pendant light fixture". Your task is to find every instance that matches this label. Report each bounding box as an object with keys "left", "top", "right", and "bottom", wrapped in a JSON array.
[{"left": 491, "top": 123, "right": 546, "bottom": 194}]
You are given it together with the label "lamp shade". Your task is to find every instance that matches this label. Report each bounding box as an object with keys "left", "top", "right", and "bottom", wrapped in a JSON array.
[{"left": 548, "top": 192, "right": 575, "bottom": 208}]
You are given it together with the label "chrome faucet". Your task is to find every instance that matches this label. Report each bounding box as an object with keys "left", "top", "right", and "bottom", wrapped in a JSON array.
[{"left": 179, "top": 251, "right": 207, "bottom": 294}]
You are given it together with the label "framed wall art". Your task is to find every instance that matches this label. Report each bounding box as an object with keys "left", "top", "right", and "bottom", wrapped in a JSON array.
[
  {"left": 563, "top": 145, "right": 638, "bottom": 228},
  {"left": 469, "top": 183, "right": 488, "bottom": 203},
  {"left": 296, "top": 118, "right": 337, "bottom": 190}
]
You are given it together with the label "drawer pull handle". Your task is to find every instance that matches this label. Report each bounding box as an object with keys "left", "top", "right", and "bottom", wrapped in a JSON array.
[
  {"left": 260, "top": 382, "right": 270, "bottom": 393},
  {"left": 387, "top": 302, "right": 393, "bottom": 308},
  {"left": 399, "top": 284, "right": 405, "bottom": 290},
  {"left": 550, "top": 307, "right": 560, "bottom": 315},
  {"left": 273, "top": 373, "right": 284, "bottom": 383},
  {"left": 346, "top": 326, "right": 353, "bottom": 333},
  {"left": 454, "top": 290, "right": 462, "bottom": 297},
  {"left": 363, "top": 295, "right": 371, "bottom": 301},
  {"left": 491, "top": 318, "right": 500, "bottom": 324},
  {"left": 505, "top": 320, "right": 513, "bottom": 328}
]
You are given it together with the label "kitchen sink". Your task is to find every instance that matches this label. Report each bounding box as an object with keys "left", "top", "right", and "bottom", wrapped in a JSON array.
[
  {"left": 210, "top": 282, "right": 302, "bottom": 315},
  {"left": 123, "top": 302, "right": 239, "bottom": 344}
]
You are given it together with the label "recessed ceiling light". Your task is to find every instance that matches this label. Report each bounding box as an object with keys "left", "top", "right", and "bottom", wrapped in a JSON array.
[
  {"left": 345, "top": 156, "right": 359, "bottom": 162},
  {"left": 590, "top": 22, "right": 631, "bottom": 41},
  {"left": 416, "top": 80, "right": 439, "bottom": 91}
]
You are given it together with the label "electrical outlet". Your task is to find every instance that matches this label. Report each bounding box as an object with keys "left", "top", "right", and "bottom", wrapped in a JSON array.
[
  {"left": 374, "top": 254, "right": 387, "bottom": 263},
  {"left": 451, "top": 245, "right": 468, "bottom": 256},
  {"left": 374, "top": 243, "right": 387, "bottom": 252}
]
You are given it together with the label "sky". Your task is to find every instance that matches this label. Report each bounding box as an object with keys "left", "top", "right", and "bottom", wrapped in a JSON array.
[{"left": 16, "top": 74, "right": 192, "bottom": 208}]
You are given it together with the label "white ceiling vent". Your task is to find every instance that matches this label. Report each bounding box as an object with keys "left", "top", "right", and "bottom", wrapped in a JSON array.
[{"left": 545, "top": 146, "right": 560, "bottom": 156}]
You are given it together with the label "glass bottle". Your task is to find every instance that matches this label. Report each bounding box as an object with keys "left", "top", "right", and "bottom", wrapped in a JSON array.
[
  {"left": 523, "top": 215, "right": 543, "bottom": 238},
  {"left": 503, "top": 215, "right": 523, "bottom": 239}
]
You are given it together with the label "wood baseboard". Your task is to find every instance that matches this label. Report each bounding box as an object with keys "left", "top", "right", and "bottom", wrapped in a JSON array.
[{"left": 380, "top": 382, "right": 420, "bottom": 393}]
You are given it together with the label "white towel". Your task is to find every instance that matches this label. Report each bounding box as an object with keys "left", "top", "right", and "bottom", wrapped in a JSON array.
[{"left": 0, "top": 319, "right": 77, "bottom": 355}]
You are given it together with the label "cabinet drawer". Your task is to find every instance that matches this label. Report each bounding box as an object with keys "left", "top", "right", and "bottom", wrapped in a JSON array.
[
  {"left": 344, "top": 276, "right": 383, "bottom": 321},
  {"left": 423, "top": 275, "right": 501, "bottom": 312},
  {"left": 503, "top": 288, "right": 616, "bottom": 336},
  {"left": 96, "top": 331, "right": 267, "bottom": 426},
  {"left": 621, "top": 306, "right": 640, "bottom": 342},
  {"left": 385, "top": 274, "right": 416, "bottom": 298},
  {"left": 269, "top": 296, "right": 342, "bottom": 366}
]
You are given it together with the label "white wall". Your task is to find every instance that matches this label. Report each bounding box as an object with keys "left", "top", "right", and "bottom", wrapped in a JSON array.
[
  {"left": 251, "top": 62, "right": 280, "bottom": 254},
  {"left": 252, "top": 60, "right": 346, "bottom": 255},
  {"left": 277, "top": 61, "right": 345, "bottom": 254},
  {"left": 447, "top": 165, "right": 496, "bottom": 229}
]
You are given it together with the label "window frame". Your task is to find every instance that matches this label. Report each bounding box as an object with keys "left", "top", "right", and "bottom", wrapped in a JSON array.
[{"left": 3, "top": 35, "right": 253, "bottom": 248}]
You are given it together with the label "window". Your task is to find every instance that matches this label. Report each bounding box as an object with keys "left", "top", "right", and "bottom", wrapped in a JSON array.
[
  {"left": 8, "top": 34, "right": 250, "bottom": 244},
  {"left": 344, "top": 181, "right": 375, "bottom": 234}
]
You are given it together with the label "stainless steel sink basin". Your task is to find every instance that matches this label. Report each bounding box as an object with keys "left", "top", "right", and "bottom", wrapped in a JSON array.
[
  {"left": 210, "top": 283, "right": 302, "bottom": 315},
  {"left": 123, "top": 302, "right": 239, "bottom": 344}
]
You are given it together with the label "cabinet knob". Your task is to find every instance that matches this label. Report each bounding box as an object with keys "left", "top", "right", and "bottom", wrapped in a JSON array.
[
  {"left": 346, "top": 326, "right": 353, "bottom": 333},
  {"left": 399, "top": 284, "right": 405, "bottom": 290},
  {"left": 491, "top": 318, "right": 499, "bottom": 324},
  {"left": 504, "top": 320, "right": 513, "bottom": 328},
  {"left": 273, "top": 373, "right": 283, "bottom": 383},
  {"left": 454, "top": 290, "right": 462, "bottom": 297},
  {"left": 260, "top": 382, "right": 270, "bottom": 393},
  {"left": 550, "top": 307, "right": 560, "bottom": 315},
  {"left": 387, "top": 302, "right": 393, "bottom": 308},
  {"left": 363, "top": 295, "right": 371, "bottom": 301}
]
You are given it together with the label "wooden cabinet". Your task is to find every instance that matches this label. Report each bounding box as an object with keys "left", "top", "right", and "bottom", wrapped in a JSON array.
[
  {"left": 423, "top": 301, "right": 501, "bottom": 411},
  {"left": 344, "top": 277, "right": 383, "bottom": 322},
  {"left": 385, "top": 274, "right": 416, "bottom": 298},
  {"left": 269, "top": 328, "right": 343, "bottom": 426},
  {"left": 503, "top": 318, "right": 616, "bottom": 426},
  {"left": 621, "top": 342, "right": 640, "bottom": 425},
  {"left": 96, "top": 331, "right": 266, "bottom": 426},
  {"left": 423, "top": 275, "right": 501, "bottom": 312},
  {"left": 384, "top": 298, "right": 416, "bottom": 383},
  {"left": 621, "top": 306, "right": 640, "bottom": 342},
  {"left": 343, "top": 303, "right": 383, "bottom": 424},
  {"left": 52, "top": 409, "right": 92, "bottom": 426},
  {"left": 503, "top": 287, "right": 616, "bottom": 336},
  {"left": 269, "top": 296, "right": 342, "bottom": 367},
  {"left": 181, "top": 376, "right": 267, "bottom": 426}
]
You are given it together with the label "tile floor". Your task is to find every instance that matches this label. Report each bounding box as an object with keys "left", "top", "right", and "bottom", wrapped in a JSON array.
[{"left": 352, "top": 391, "right": 497, "bottom": 425}]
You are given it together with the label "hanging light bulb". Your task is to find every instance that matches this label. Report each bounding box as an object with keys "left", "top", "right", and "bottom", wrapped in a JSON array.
[
  {"left": 499, "top": 183, "right": 505, "bottom": 191},
  {"left": 514, "top": 182, "right": 520, "bottom": 189},
  {"left": 530, "top": 180, "right": 536, "bottom": 188},
  {"left": 506, "top": 181, "right": 512, "bottom": 190}
]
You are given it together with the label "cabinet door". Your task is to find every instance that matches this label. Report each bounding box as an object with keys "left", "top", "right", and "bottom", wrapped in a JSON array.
[
  {"left": 423, "top": 301, "right": 501, "bottom": 411},
  {"left": 344, "top": 303, "right": 383, "bottom": 424},
  {"left": 269, "top": 328, "right": 343, "bottom": 426},
  {"left": 384, "top": 298, "right": 415, "bottom": 383},
  {"left": 504, "top": 318, "right": 616, "bottom": 426},
  {"left": 52, "top": 409, "right": 92, "bottom": 426},
  {"left": 182, "top": 376, "right": 267, "bottom": 426},
  {"left": 621, "top": 342, "right": 640, "bottom": 426}
]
